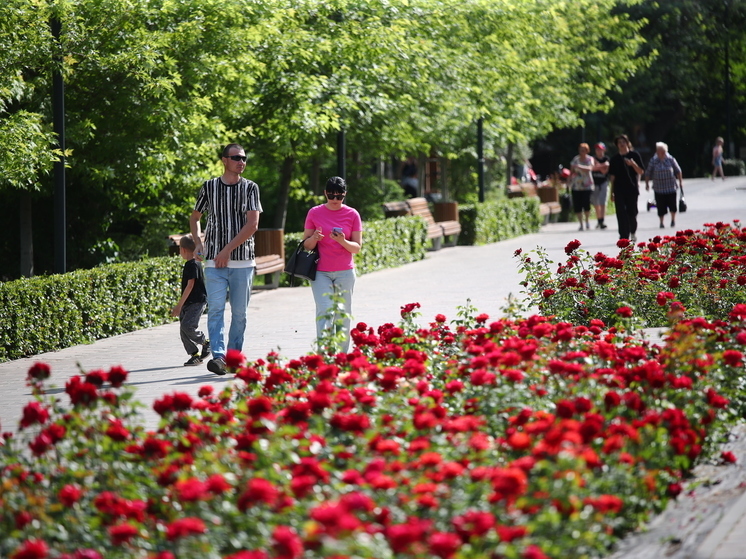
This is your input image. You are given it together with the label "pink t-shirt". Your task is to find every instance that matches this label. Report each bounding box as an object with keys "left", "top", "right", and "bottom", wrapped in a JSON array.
[{"left": 304, "top": 204, "right": 362, "bottom": 272}]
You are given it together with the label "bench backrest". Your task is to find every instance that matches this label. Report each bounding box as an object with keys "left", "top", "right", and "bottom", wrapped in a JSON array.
[{"left": 404, "top": 197, "right": 436, "bottom": 225}]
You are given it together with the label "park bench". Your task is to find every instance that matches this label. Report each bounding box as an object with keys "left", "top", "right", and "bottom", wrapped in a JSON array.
[
  {"left": 506, "top": 182, "right": 562, "bottom": 224},
  {"left": 167, "top": 228, "right": 285, "bottom": 289},
  {"left": 382, "top": 197, "right": 461, "bottom": 251}
]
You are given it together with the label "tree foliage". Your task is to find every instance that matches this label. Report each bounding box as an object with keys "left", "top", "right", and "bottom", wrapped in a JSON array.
[{"left": 1, "top": 0, "right": 647, "bottom": 279}]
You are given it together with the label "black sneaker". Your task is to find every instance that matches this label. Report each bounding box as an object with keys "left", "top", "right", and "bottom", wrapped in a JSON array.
[
  {"left": 200, "top": 340, "right": 211, "bottom": 360},
  {"left": 207, "top": 357, "right": 227, "bottom": 376},
  {"left": 184, "top": 354, "right": 202, "bottom": 366}
]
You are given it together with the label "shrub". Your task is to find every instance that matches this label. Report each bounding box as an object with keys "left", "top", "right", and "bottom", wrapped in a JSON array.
[
  {"left": 723, "top": 158, "right": 745, "bottom": 176},
  {"left": 0, "top": 258, "right": 182, "bottom": 362},
  {"left": 459, "top": 198, "right": 542, "bottom": 246},
  {"left": 2, "top": 302, "right": 746, "bottom": 558},
  {"left": 514, "top": 221, "right": 746, "bottom": 328}
]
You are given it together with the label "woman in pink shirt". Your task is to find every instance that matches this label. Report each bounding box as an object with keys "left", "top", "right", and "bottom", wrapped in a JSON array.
[{"left": 303, "top": 177, "right": 363, "bottom": 352}]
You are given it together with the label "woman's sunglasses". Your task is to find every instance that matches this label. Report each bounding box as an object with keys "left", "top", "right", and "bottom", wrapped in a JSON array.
[{"left": 326, "top": 192, "right": 345, "bottom": 200}]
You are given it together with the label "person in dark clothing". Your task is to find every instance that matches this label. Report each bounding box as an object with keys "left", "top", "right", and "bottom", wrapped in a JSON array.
[
  {"left": 608, "top": 134, "right": 644, "bottom": 242},
  {"left": 400, "top": 156, "right": 418, "bottom": 198},
  {"left": 172, "top": 235, "right": 209, "bottom": 366}
]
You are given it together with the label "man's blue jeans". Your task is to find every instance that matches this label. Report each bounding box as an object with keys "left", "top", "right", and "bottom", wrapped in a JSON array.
[
  {"left": 204, "top": 266, "right": 254, "bottom": 359},
  {"left": 311, "top": 269, "right": 356, "bottom": 353}
]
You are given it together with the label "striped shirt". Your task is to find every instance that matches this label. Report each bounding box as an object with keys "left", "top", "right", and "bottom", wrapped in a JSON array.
[
  {"left": 645, "top": 153, "right": 681, "bottom": 194},
  {"left": 194, "top": 177, "right": 262, "bottom": 263}
]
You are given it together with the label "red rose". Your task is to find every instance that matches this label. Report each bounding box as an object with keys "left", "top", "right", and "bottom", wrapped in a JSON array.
[
  {"left": 722, "top": 451, "right": 737, "bottom": 464},
  {"left": 564, "top": 239, "right": 581, "bottom": 255},
  {"left": 108, "top": 523, "right": 139, "bottom": 545},
  {"left": 616, "top": 306, "right": 633, "bottom": 318},
  {"left": 11, "top": 539, "right": 48, "bottom": 559},
  {"left": 225, "top": 349, "right": 246, "bottom": 369},
  {"left": 59, "top": 484, "right": 83, "bottom": 507},
  {"left": 272, "top": 525, "right": 304, "bottom": 559},
  {"left": 165, "top": 517, "right": 206, "bottom": 541},
  {"left": 28, "top": 363, "right": 51, "bottom": 382}
]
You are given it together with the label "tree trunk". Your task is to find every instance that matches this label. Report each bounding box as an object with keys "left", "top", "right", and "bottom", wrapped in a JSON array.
[
  {"left": 311, "top": 156, "right": 321, "bottom": 195},
  {"left": 506, "top": 143, "right": 514, "bottom": 186},
  {"left": 273, "top": 155, "right": 295, "bottom": 230},
  {"left": 20, "top": 192, "right": 34, "bottom": 277}
]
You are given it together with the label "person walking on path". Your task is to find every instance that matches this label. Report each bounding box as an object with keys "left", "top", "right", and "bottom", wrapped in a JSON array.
[
  {"left": 302, "top": 177, "right": 362, "bottom": 353},
  {"left": 591, "top": 142, "right": 610, "bottom": 229},
  {"left": 570, "top": 143, "right": 595, "bottom": 231},
  {"left": 645, "top": 142, "right": 684, "bottom": 229},
  {"left": 190, "top": 143, "right": 262, "bottom": 375},
  {"left": 400, "top": 156, "right": 418, "bottom": 198},
  {"left": 712, "top": 136, "right": 726, "bottom": 180},
  {"left": 609, "top": 134, "right": 644, "bottom": 241},
  {"left": 171, "top": 235, "right": 210, "bottom": 366}
]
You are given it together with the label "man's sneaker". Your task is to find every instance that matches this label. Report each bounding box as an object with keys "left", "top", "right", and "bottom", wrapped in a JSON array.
[
  {"left": 200, "top": 340, "right": 211, "bottom": 360},
  {"left": 207, "top": 357, "right": 227, "bottom": 376},
  {"left": 184, "top": 354, "right": 202, "bottom": 366},
  {"left": 631, "top": 234, "right": 637, "bottom": 242}
]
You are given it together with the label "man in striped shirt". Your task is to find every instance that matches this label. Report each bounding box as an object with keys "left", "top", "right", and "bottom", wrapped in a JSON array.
[{"left": 190, "top": 144, "right": 262, "bottom": 375}]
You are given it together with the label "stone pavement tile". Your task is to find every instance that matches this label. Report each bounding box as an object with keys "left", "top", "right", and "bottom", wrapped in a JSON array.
[{"left": 694, "top": 489, "right": 746, "bottom": 559}]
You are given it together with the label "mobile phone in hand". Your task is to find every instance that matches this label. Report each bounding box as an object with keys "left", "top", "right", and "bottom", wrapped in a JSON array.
[{"left": 332, "top": 227, "right": 342, "bottom": 234}]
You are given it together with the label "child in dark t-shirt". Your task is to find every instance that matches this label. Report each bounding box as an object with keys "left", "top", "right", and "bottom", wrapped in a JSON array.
[{"left": 171, "top": 235, "right": 209, "bottom": 366}]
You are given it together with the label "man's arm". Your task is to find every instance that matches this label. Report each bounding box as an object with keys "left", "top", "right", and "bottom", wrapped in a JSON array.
[
  {"left": 213, "top": 210, "right": 260, "bottom": 268},
  {"left": 189, "top": 211, "right": 204, "bottom": 258}
]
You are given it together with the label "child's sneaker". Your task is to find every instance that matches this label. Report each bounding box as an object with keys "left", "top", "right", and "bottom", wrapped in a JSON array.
[
  {"left": 184, "top": 354, "right": 202, "bottom": 366},
  {"left": 200, "top": 340, "right": 211, "bottom": 360}
]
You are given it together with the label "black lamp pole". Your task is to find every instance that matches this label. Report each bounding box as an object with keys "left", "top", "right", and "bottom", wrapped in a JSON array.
[
  {"left": 51, "top": 15, "right": 66, "bottom": 274},
  {"left": 337, "top": 129, "right": 346, "bottom": 181},
  {"left": 477, "top": 117, "right": 485, "bottom": 202}
]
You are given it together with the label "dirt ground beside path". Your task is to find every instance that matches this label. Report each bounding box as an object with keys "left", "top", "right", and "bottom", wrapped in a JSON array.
[{"left": 607, "top": 422, "right": 746, "bottom": 558}]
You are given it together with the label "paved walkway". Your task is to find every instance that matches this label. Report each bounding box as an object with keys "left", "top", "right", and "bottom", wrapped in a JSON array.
[{"left": 1, "top": 177, "right": 745, "bottom": 557}]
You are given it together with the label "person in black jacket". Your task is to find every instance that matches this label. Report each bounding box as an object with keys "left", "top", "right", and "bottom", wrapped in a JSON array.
[{"left": 608, "top": 134, "right": 644, "bottom": 241}]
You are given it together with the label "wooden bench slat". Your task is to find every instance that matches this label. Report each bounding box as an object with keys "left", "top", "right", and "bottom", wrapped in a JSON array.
[{"left": 382, "top": 197, "right": 461, "bottom": 249}]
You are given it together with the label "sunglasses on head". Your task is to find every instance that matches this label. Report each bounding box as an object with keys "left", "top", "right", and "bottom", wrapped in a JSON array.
[
  {"left": 226, "top": 154, "right": 247, "bottom": 162},
  {"left": 326, "top": 192, "right": 345, "bottom": 200}
]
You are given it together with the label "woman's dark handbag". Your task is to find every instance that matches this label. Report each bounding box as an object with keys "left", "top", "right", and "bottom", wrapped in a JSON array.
[
  {"left": 284, "top": 239, "right": 319, "bottom": 285},
  {"left": 678, "top": 187, "right": 687, "bottom": 213}
]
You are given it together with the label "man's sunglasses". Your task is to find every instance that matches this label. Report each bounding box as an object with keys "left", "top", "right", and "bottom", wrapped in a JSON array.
[
  {"left": 326, "top": 192, "right": 345, "bottom": 200},
  {"left": 226, "top": 155, "right": 247, "bottom": 162}
]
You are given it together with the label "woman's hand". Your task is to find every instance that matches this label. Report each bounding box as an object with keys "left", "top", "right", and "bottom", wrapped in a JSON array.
[{"left": 303, "top": 229, "right": 323, "bottom": 250}]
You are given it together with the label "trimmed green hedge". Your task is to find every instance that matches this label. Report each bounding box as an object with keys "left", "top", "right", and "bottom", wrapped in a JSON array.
[
  {"left": 723, "top": 158, "right": 746, "bottom": 176},
  {"left": 0, "top": 198, "right": 541, "bottom": 362},
  {"left": 0, "top": 258, "right": 183, "bottom": 362},
  {"left": 459, "top": 197, "right": 542, "bottom": 245}
]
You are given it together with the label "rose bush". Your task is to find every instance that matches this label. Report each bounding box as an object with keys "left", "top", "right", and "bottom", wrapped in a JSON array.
[
  {"left": 3, "top": 295, "right": 746, "bottom": 558},
  {"left": 515, "top": 221, "right": 746, "bottom": 327}
]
